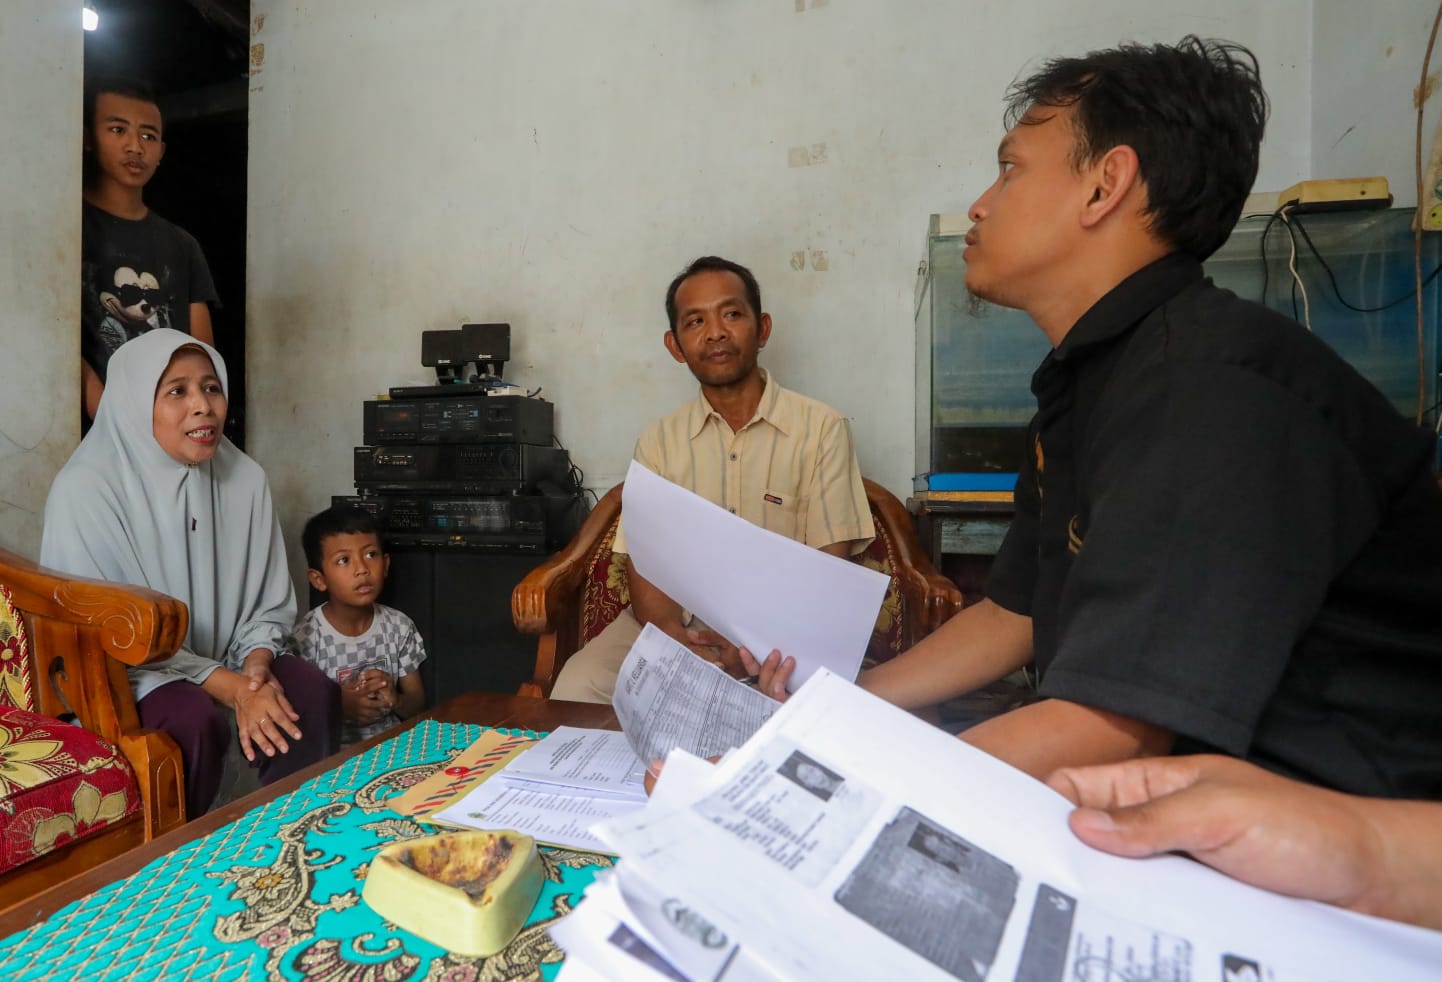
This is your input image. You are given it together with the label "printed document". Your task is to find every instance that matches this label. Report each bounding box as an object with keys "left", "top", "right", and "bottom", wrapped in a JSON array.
[
  {"left": 502, "top": 726, "right": 648, "bottom": 796},
  {"left": 613, "top": 623, "right": 782, "bottom": 764},
  {"left": 431, "top": 779, "right": 639, "bottom": 855},
  {"left": 552, "top": 671, "right": 1442, "bottom": 981}
]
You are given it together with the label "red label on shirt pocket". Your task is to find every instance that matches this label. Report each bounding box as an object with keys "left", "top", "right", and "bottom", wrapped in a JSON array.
[{"left": 764, "top": 493, "right": 784, "bottom": 505}]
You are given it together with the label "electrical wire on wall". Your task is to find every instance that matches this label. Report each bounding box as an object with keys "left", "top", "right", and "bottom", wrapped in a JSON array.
[
  {"left": 1415, "top": 1, "right": 1442, "bottom": 425},
  {"left": 1278, "top": 206, "right": 1312, "bottom": 330}
]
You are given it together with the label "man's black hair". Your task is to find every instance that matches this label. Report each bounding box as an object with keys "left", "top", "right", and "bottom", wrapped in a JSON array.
[
  {"left": 84, "top": 76, "right": 162, "bottom": 131},
  {"left": 302, "top": 506, "right": 383, "bottom": 571},
  {"left": 1005, "top": 36, "right": 1268, "bottom": 260},
  {"left": 664, "top": 256, "right": 763, "bottom": 332}
]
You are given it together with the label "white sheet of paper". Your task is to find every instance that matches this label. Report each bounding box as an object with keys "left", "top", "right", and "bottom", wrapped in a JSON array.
[
  {"left": 550, "top": 868, "right": 785, "bottom": 982},
  {"left": 430, "top": 779, "right": 642, "bottom": 853},
  {"left": 502, "top": 726, "right": 648, "bottom": 797},
  {"left": 593, "top": 672, "right": 1442, "bottom": 981},
  {"left": 620, "top": 460, "right": 889, "bottom": 688}
]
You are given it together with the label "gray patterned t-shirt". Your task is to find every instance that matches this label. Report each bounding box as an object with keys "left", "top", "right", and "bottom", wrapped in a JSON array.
[{"left": 292, "top": 603, "right": 425, "bottom": 744}]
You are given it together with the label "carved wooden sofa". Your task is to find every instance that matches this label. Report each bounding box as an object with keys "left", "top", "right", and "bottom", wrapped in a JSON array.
[
  {"left": 513, "top": 479, "right": 963, "bottom": 697},
  {"left": 0, "top": 547, "right": 188, "bottom": 913}
]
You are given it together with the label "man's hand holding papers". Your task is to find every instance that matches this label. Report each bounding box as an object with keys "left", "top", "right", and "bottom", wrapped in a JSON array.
[
  {"left": 1050, "top": 754, "right": 1442, "bottom": 932},
  {"left": 739, "top": 646, "right": 795, "bottom": 702}
]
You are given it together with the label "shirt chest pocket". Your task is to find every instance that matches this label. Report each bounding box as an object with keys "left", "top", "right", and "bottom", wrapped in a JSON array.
[{"left": 758, "top": 487, "right": 808, "bottom": 542}]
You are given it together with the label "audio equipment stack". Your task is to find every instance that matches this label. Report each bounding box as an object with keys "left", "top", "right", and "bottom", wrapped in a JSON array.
[{"left": 317, "top": 325, "right": 591, "bottom": 698}]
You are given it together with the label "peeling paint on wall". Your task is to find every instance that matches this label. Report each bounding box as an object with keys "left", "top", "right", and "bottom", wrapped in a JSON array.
[
  {"left": 1416, "top": 70, "right": 1440, "bottom": 110},
  {"left": 788, "top": 142, "right": 828, "bottom": 167}
]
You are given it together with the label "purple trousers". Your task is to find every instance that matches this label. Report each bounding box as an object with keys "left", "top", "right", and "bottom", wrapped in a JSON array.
[{"left": 137, "top": 655, "right": 342, "bottom": 818}]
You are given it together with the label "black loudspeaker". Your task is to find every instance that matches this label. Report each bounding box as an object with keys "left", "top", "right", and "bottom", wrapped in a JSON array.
[
  {"left": 429, "top": 551, "right": 539, "bottom": 698},
  {"left": 307, "top": 548, "right": 542, "bottom": 705}
]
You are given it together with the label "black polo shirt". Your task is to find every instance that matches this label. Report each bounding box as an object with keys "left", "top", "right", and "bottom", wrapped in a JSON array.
[{"left": 987, "top": 253, "right": 1442, "bottom": 799}]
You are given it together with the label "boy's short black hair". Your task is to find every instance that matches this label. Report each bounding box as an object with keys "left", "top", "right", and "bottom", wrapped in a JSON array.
[
  {"left": 664, "top": 256, "right": 763, "bottom": 332},
  {"left": 302, "top": 507, "right": 383, "bottom": 571},
  {"left": 84, "top": 76, "right": 162, "bottom": 131},
  {"left": 1004, "top": 35, "right": 1268, "bottom": 260}
]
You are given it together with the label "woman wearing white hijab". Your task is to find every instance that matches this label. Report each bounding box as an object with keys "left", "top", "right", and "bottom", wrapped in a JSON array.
[{"left": 42, "top": 329, "right": 339, "bottom": 816}]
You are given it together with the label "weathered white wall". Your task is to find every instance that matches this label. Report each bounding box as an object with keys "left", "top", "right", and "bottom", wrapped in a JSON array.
[
  {"left": 246, "top": 1, "right": 1312, "bottom": 584},
  {"left": 1312, "top": 0, "right": 1442, "bottom": 207},
  {"left": 0, "top": 3, "right": 82, "bottom": 558}
]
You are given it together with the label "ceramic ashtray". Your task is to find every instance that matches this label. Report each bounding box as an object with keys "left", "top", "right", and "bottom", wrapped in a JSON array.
[{"left": 362, "top": 829, "right": 544, "bottom": 956}]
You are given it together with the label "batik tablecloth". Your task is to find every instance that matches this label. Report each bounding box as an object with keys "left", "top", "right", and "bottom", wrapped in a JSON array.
[{"left": 0, "top": 721, "right": 612, "bottom": 981}]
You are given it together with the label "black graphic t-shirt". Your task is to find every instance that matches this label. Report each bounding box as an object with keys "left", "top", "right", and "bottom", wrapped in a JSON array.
[{"left": 81, "top": 201, "right": 219, "bottom": 383}]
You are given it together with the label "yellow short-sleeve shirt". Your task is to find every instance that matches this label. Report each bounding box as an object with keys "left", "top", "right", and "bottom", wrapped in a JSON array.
[{"left": 613, "top": 370, "right": 874, "bottom": 555}]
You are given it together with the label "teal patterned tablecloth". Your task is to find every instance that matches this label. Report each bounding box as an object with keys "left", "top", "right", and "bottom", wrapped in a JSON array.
[{"left": 0, "top": 720, "right": 612, "bottom": 981}]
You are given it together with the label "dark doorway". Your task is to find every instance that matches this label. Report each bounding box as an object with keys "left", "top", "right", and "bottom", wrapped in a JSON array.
[{"left": 84, "top": 0, "right": 251, "bottom": 447}]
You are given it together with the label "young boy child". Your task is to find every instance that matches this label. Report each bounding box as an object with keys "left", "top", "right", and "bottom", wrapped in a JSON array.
[
  {"left": 81, "top": 77, "right": 219, "bottom": 421},
  {"left": 294, "top": 507, "right": 427, "bottom": 744}
]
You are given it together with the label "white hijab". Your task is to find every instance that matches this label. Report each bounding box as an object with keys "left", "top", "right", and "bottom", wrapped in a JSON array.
[{"left": 41, "top": 329, "right": 296, "bottom": 700}]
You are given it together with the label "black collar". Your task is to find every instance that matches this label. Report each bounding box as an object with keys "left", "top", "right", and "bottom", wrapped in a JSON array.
[{"left": 1052, "top": 253, "right": 1204, "bottom": 362}]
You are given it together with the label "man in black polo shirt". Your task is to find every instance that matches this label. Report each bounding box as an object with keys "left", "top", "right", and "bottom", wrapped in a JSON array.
[{"left": 855, "top": 37, "right": 1442, "bottom": 798}]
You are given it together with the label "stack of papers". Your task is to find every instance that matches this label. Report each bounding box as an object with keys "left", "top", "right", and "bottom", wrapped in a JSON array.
[
  {"left": 432, "top": 727, "right": 648, "bottom": 853},
  {"left": 549, "top": 672, "right": 1442, "bottom": 981},
  {"left": 430, "top": 627, "right": 783, "bottom": 853}
]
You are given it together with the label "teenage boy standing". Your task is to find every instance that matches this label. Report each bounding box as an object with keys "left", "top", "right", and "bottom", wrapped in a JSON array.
[{"left": 81, "top": 79, "right": 217, "bottom": 421}]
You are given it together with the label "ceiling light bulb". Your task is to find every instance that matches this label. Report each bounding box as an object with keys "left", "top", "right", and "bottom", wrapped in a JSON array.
[{"left": 83, "top": 2, "right": 98, "bottom": 31}]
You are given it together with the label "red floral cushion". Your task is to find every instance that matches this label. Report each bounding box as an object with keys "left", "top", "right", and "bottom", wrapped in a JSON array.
[
  {"left": 579, "top": 514, "right": 904, "bottom": 667},
  {"left": 0, "top": 583, "right": 35, "bottom": 712},
  {"left": 579, "top": 520, "right": 630, "bottom": 648},
  {"left": 0, "top": 705, "right": 140, "bottom": 875}
]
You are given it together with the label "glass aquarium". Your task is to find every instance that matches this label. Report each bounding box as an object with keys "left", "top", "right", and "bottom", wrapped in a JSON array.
[
  {"left": 915, "top": 208, "right": 1442, "bottom": 491},
  {"left": 913, "top": 215, "right": 1049, "bottom": 491},
  {"left": 1206, "top": 206, "right": 1440, "bottom": 421}
]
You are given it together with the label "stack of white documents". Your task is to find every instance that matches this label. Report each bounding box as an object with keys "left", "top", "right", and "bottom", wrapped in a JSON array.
[
  {"left": 432, "top": 726, "right": 648, "bottom": 853},
  {"left": 550, "top": 672, "right": 1442, "bottom": 981},
  {"left": 430, "top": 625, "right": 785, "bottom": 853}
]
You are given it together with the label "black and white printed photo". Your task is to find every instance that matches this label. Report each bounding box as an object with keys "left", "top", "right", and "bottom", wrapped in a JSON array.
[
  {"left": 835, "top": 806, "right": 1019, "bottom": 981},
  {"left": 776, "top": 749, "right": 844, "bottom": 801}
]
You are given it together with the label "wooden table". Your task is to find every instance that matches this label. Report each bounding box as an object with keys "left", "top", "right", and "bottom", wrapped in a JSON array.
[{"left": 0, "top": 692, "right": 618, "bottom": 937}]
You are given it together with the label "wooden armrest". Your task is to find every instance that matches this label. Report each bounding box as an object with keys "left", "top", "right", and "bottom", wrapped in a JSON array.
[
  {"left": 863, "top": 480, "right": 964, "bottom": 646},
  {"left": 1, "top": 547, "right": 189, "bottom": 835},
  {"left": 512, "top": 484, "right": 623, "bottom": 635},
  {"left": 0, "top": 547, "right": 186, "bottom": 668},
  {"left": 513, "top": 484, "right": 624, "bottom": 697}
]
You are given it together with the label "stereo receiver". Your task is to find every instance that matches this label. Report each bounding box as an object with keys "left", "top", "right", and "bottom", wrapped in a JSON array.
[
  {"left": 363, "top": 395, "right": 553, "bottom": 446},
  {"left": 331, "top": 495, "right": 547, "bottom": 552},
  {"left": 353, "top": 444, "right": 570, "bottom": 494}
]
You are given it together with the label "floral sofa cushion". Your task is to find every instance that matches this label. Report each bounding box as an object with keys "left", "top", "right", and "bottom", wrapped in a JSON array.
[
  {"left": 0, "top": 583, "right": 140, "bottom": 874},
  {"left": 0, "top": 706, "right": 141, "bottom": 875},
  {"left": 579, "top": 518, "right": 905, "bottom": 667}
]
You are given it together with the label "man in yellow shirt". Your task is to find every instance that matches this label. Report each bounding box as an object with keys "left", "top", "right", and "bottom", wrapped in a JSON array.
[{"left": 552, "top": 256, "right": 875, "bottom": 703}]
